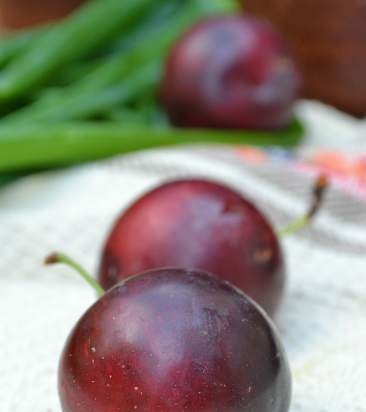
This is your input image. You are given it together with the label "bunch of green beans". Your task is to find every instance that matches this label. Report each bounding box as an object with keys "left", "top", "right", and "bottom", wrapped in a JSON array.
[
  {"left": 0, "top": 0, "right": 303, "bottom": 176},
  {"left": 0, "top": 0, "right": 160, "bottom": 99}
]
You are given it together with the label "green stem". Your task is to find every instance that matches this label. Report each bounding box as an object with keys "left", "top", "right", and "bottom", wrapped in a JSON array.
[
  {"left": 279, "top": 174, "right": 329, "bottom": 237},
  {"left": 45, "top": 252, "right": 105, "bottom": 297},
  {"left": 279, "top": 216, "right": 311, "bottom": 237}
]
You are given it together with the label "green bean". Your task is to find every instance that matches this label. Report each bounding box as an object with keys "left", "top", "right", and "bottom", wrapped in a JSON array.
[
  {"left": 0, "top": 118, "right": 304, "bottom": 172},
  {"left": 0, "top": 0, "right": 161, "bottom": 101}
]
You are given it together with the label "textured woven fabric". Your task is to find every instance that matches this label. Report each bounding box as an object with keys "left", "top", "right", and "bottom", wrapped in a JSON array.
[{"left": 0, "top": 101, "right": 365, "bottom": 411}]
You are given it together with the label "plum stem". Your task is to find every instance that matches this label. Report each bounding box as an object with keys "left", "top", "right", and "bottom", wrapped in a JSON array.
[
  {"left": 280, "top": 174, "right": 329, "bottom": 237},
  {"left": 45, "top": 252, "right": 105, "bottom": 297}
]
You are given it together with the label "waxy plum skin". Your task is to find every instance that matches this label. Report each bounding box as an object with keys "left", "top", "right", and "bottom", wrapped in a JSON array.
[
  {"left": 160, "top": 16, "right": 301, "bottom": 130},
  {"left": 59, "top": 269, "right": 291, "bottom": 412},
  {"left": 99, "top": 179, "right": 285, "bottom": 315}
]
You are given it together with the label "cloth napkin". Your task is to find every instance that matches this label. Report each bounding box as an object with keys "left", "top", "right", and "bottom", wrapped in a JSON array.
[{"left": 0, "top": 100, "right": 365, "bottom": 411}]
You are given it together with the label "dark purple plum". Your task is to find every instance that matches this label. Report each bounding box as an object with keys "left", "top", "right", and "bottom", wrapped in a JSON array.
[
  {"left": 99, "top": 179, "right": 285, "bottom": 315},
  {"left": 59, "top": 268, "right": 291, "bottom": 412},
  {"left": 160, "top": 15, "right": 301, "bottom": 130}
]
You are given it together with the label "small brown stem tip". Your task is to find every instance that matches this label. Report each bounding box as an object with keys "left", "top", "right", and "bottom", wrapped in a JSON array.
[
  {"left": 44, "top": 253, "right": 60, "bottom": 265},
  {"left": 308, "top": 174, "right": 330, "bottom": 220}
]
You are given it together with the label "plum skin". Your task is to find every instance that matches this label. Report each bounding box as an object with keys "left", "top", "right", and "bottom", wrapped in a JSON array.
[
  {"left": 59, "top": 268, "right": 291, "bottom": 412},
  {"left": 160, "top": 15, "right": 301, "bottom": 130},
  {"left": 99, "top": 179, "right": 285, "bottom": 315}
]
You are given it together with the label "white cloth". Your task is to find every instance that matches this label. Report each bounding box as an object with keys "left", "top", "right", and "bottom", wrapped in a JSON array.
[{"left": 0, "top": 101, "right": 365, "bottom": 411}]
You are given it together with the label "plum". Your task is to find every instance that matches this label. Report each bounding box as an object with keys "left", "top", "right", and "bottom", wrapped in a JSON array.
[
  {"left": 59, "top": 268, "right": 291, "bottom": 412},
  {"left": 99, "top": 179, "right": 284, "bottom": 315},
  {"left": 160, "top": 15, "right": 301, "bottom": 130}
]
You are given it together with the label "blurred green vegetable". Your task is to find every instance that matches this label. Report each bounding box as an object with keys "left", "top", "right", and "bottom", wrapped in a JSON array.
[
  {"left": 0, "top": 0, "right": 160, "bottom": 101},
  {"left": 0, "top": 119, "right": 304, "bottom": 172},
  {"left": 34, "top": 0, "right": 184, "bottom": 89}
]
